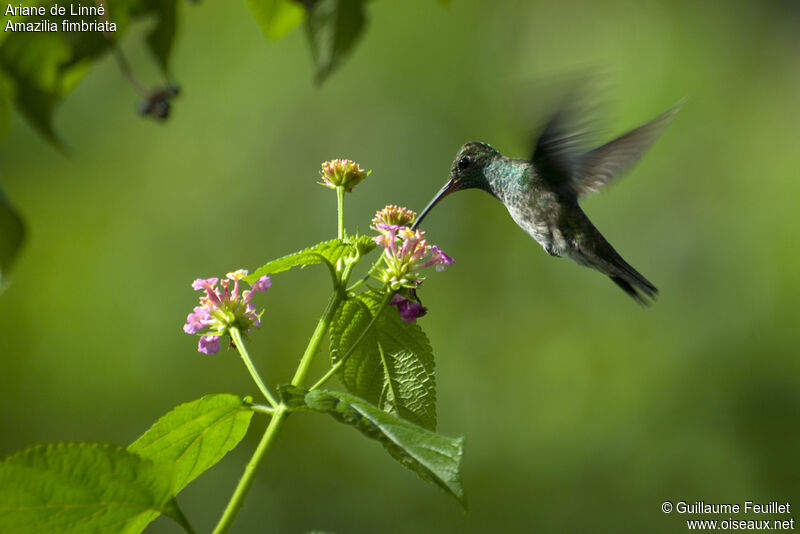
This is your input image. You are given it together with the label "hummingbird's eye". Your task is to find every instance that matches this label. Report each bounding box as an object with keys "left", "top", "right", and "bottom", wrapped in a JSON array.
[{"left": 457, "top": 156, "right": 471, "bottom": 171}]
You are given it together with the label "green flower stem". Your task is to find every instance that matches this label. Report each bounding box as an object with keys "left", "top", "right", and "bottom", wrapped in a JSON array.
[
  {"left": 230, "top": 327, "right": 278, "bottom": 408},
  {"left": 347, "top": 255, "right": 384, "bottom": 292},
  {"left": 290, "top": 290, "right": 343, "bottom": 387},
  {"left": 211, "top": 404, "right": 288, "bottom": 534},
  {"left": 249, "top": 403, "right": 275, "bottom": 415},
  {"left": 214, "top": 287, "right": 348, "bottom": 532},
  {"left": 336, "top": 186, "right": 345, "bottom": 240},
  {"left": 309, "top": 290, "right": 394, "bottom": 392}
]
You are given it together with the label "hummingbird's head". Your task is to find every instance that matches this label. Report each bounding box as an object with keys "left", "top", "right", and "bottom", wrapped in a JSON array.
[
  {"left": 448, "top": 141, "right": 499, "bottom": 192},
  {"left": 412, "top": 142, "right": 499, "bottom": 229}
]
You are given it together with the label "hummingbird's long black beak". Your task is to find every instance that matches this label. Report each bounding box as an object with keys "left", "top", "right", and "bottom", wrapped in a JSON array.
[{"left": 411, "top": 178, "right": 458, "bottom": 230}]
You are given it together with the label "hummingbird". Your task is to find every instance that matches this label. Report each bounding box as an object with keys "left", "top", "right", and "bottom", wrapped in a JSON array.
[{"left": 412, "top": 99, "right": 682, "bottom": 304}]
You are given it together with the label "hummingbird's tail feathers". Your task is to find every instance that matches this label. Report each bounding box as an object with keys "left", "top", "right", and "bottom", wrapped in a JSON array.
[
  {"left": 571, "top": 99, "right": 684, "bottom": 196},
  {"left": 609, "top": 273, "right": 657, "bottom": 306},
  {"left": 605, "top": 254, "right": 659, "bottom": 305}
]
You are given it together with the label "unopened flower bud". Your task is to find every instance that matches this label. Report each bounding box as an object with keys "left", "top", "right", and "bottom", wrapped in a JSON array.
[{"left": 319, "top": 159, "right": 370, "bottom": 192}]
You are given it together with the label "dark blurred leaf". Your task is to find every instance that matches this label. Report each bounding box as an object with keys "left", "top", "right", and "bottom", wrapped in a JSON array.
[
  {"left": 248, "top": 0, "right": 307, "bottom": 40},
  {"left": 0, "top": 186, "right": 25, "bottom": 288},
  {"left": 286, "top": 387, "right": 465, "bottom": 507},
  {"left": 0, "top": 30, "right": 86, "bottom": 145},
  {"left": 0, "top": 442, "right": 190, "bottom": 534},
  {"left": 144, "top": 0, "right": 179, "bottom": 74},
  {"left": 129, "top": 394, "right": 254, "bottom": 494},
  {"left": 0, "top": 0, "right": 180, "bottom": 144},
  {"left": 305, "top": 0, "right": 367, "bottom": 84},
  {"left": 0, "top": 71, "right": 11, "bottom": 138},
  {"left": 247, "top": 238, "right": 356, "bottom": 281},
  {"left": 330, "top": 290, "right": 437, "bottom": 430}
]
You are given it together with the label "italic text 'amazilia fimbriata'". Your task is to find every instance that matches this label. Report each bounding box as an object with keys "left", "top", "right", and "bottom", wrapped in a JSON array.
[{"left": 412, "top": 98, "right": 683, "bottom": 304}]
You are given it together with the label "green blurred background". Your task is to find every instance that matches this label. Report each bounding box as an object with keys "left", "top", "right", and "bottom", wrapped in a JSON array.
[{"left": 1, "top": 0, "right": 799, "bottom": 532}]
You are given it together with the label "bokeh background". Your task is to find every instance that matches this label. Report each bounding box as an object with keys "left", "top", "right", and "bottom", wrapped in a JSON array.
[{"left": 1, "top": 0, "right": 799, "bottom": 532}]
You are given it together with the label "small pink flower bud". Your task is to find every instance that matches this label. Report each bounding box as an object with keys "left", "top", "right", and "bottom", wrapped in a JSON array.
[
  {"left": 372, "top": 205, "right": 417, "bottom": 230},
  {"left": 319, "top": 159, "right": 370, "bottom": 192}
]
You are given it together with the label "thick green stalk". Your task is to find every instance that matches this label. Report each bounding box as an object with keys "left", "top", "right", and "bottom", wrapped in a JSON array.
[
  {"left": 213, "top": 290, "right": 345, "bottom": 532},
  {"left": 291, "top": 291, "right": 342, "bottom": 386},
  {"left": 230, "top": 327, "right": 278, "bottom": 408},
  {"left": 214, "top": 185, "right": 354, "bottom": 532},
  {"left": 211, "top": 405, "right": 288, "bottom": 534},
  {"left": 336, "top": 186, "right": 345, "bottom": 240}
]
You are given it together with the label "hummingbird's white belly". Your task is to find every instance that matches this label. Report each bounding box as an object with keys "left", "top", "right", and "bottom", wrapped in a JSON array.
[{"left": 505, "top": 204, "right": 570, "bottom": 258}]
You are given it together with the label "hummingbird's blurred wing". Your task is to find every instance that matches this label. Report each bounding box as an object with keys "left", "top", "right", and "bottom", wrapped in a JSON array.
[
  {"left": 531, "top": 105, "right": 595, "bottom": 186},
  {"left": 571, "top": 100, "right": 683, "bottom": 196},
  {"left": 532, "top": 99, "right": 683, "bottom": 196}
]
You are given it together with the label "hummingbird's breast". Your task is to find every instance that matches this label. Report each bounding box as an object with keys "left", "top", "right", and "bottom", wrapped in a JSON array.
[
  {"left": 488, "top": 160, "right": 572, "bottom": 257},
  {"left": 504, "top": 193, "right": 572, "bottom": 257}
]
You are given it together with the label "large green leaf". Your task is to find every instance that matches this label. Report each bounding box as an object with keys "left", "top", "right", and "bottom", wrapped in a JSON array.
[
  {"left": 0, "top": 186, "right": 24, "bottom": 289},
  {"left": 0, "top": 442, "right": 190, "bottom": 534},
  {"left": 367, "top": 291, "right": 437, "bottom": 430},
  {"left": 247, "top": 237, "right": 359, "bottom": 281},
  {"left": 248, "top": 0, "right": 307, "bottom": 40},
  {"left": 329, "top": 291, "right": 437, "bottom": 430},
  {"left": 305, "top": 0, "right": 367, "bottom": 84},
  {"left": 283, "top": 387, "right": 465, "bottom": 507},
  {"left": 330, "top": 297, "right": 382, "bottom": 403},
  {"left": 129, "top": 394, "right": 254, "bottom": 494}
]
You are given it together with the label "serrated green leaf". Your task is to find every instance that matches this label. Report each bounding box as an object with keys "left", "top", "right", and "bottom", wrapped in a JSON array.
[
  {"left": 129, "top": 394, "right": 253, "bottom": 494},
  {"left": 349, "top": 233, "right": 377, "bottom": 256},
  {"left": 366, "top": 291, "right": 437, "bottom": 430},
  {"left": 305, "top": 0, "right": 367, "bottom": 84},
  {"left": 247, "top": 238, "right": 353, "bottom": 281},
  {"left": 330, "top": 297, "right": 382, "bottom": 403},
  {"left": 0, "top": 442, "right": 183, "bottom": 534},
  {"left": 0, "top": 185, "right": 24, "bottom": 289},
  {"left": 248, "top": 0, "right": 307, "bottom": 40},
  {"left": 329, "top": 291, "right": 437, "bottom": 430},
  {"left": 298, "top": 389, "right": 465, "bottom": 507}
]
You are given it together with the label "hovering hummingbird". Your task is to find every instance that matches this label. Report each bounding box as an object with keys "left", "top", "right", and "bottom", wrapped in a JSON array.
[{"left": 412, "top": 99, "right": 682, "bottom": 304}]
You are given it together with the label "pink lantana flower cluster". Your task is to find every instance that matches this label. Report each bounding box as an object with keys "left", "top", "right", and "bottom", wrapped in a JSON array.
[
  {"left": 183, "top": 270, "right": 271, "bottom": 355},
  {"left": 319, "top": 159, "right": 370, "bottom": 192},
  {"left": 371, "top": 205, "right": 454, "bottom": 322}
]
